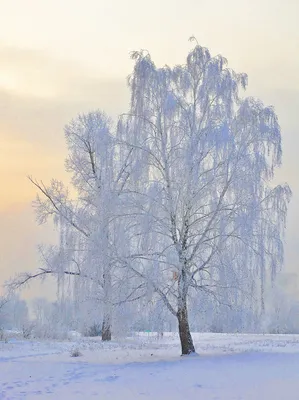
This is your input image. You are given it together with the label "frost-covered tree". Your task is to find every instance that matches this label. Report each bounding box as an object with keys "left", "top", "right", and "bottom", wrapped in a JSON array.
[
  {"left": 10, "top": 111, "right": 143, "bottom": 341},
  {"left": 0, "top": 294, "right": 29, "bottom": 331},
  {"left": 8, "top": 38, "right": 290, "bottom": 355},
  {"left": 120, "top": 38, "right": 290, "bottom": 354}
]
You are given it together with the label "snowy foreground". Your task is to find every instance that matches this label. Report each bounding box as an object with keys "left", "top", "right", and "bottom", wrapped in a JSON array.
[{"left": 2, "top": 333, "right": 299, "bottom": 399}]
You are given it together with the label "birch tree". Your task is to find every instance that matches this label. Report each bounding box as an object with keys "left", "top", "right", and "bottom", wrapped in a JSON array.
[
  {"left": 121, "top": 38, "right": 291, "bottom": 354},
  {"left": 11, "top": 111, "right": 142, "bottom": 341},
  {"left": 7, "top": 38, "right": 290, "bottom": 354}
]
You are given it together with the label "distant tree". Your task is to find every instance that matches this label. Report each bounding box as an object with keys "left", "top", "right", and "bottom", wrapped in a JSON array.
[
  {"left": 0, "top": 295, "right": 9, "bottom": 311},
  {"left": 0, "top": 294, "right": 28, "bottom": 330}
]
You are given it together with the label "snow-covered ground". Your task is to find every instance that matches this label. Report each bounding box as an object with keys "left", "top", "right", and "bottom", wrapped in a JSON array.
[{"left": 2, "top": 332, "right": 299, "bottom": 399}]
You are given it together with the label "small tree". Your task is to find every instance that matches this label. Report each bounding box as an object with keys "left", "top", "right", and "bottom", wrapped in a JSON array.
[
  {"left": 10, "top": 112, "right": 144, "bottom": 341},
  {"left": 0, "top": 294, "right": 29, "bottom": 331},
  {"left": 0, "top": 295, "right": 9, "bottom": 330}
]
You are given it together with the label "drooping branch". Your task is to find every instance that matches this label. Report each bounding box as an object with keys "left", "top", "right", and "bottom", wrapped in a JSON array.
[
  {"left": 6, "top": 266, "right": 102, "bottom": 293},
  {"left": 28, "top": 176, "right": 90, "bottom": 238}
]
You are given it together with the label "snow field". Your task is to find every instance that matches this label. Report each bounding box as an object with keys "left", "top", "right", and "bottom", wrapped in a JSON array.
[{"left": 2, "top": 332, "right": 299, "bottom": 399}]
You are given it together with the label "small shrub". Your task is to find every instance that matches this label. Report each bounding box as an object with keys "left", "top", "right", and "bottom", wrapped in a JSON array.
[
  {"left": 0, "top": 327, "right": 6, "bottom": 341},
  {"left": 22, "top": 322, "right": 35, "bottom": 339},
  {"left": 84, "top": 323, "right": 102, "bottom": 337},
  {"left": 70, "top": 347, "right": 82, "bottom": 357}
]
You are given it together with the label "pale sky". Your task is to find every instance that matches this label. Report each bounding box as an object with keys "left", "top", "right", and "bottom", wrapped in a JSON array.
[{"left": 0, "top": 0, "right": 298, "bottom": 300}]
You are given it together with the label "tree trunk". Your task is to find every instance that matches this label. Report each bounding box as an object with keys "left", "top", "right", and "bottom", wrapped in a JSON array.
[
  {"left": 177, "top": 303, "right": 195, "bottom": 355},
  {"left": 102, "top": 264, "right": 112, "bottom": 342},
  {"left": 101, "top": 313, "right": 112, "bottom": 341}
]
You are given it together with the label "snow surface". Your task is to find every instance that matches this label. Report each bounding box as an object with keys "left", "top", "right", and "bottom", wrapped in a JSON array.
[{"left": 2, "top": 332, "right": 299, "bottom": 399}]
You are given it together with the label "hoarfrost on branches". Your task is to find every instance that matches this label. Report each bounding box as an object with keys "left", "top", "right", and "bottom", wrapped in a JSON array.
[
  {"left": 120, "top": 40, "right": 291, "bottom": 354},
  {"left": 7, "top": 39, "right": 290, "bottom": 354}
]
